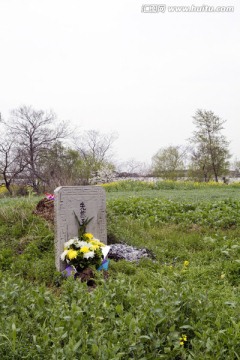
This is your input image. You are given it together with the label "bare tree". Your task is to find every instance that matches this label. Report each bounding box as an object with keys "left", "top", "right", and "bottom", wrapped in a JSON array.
[
  {"left": 77, "top": 129, "right": 117, "bottom": 162},
  {"left": 75, "top": 130, "right": 117, "bottom": 183},
  {"left": 117, "top": 158, "right": 150, "bottom": 177},
  {"left": 0, "top": 136, "right": 26, "bottom": 194},
  {"left": 3, "top": 105, "right": 69, "bottom": 193}
]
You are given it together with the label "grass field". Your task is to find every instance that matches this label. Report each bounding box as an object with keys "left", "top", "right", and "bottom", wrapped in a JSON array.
[
  {"left": 0, "top": 181, "right": 240, "bottom": 359},
  {"left": 106, "top": 187, "right": 240, "bottom": 202}
]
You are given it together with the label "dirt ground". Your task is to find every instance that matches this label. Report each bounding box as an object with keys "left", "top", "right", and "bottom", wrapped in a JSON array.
[{"left": 33, "top": 198, "right": 54, "bottom": 224}]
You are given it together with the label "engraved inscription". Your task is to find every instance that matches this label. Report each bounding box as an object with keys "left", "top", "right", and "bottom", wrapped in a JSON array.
[{"left": 79, "top": 202, "right": 86, "bottom": 225}]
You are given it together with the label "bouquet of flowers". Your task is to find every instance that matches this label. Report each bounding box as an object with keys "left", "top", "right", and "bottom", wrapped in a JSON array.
[{"left": 60, "top": 232, "right": 110, "bottom": 272}]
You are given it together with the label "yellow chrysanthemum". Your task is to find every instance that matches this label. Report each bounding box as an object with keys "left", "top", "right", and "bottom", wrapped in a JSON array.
[
  {"left": 80, "top": 246, "right": 90, "bottom": 253},
  {"left": 100, "top": 243, "right": 105, "bottom": 247},
  {"left": 89, "top": 239, "right": 105, "bottom": 247},
  {"left": 89, "top": 239, "right": 99, "bottom": 245},
  {"left": 67, "top": 249, "right": 78, "bottom": 260},
  {"left": 90, "top": 244, "right": 99, "bottom": 251},
  {"left": 84, "top": 233, "right": 94, "bottom": 240}
]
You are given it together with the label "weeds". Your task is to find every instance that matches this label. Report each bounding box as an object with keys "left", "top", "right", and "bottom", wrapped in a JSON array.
[{"left": 0, "top": 185, "right": 240, "bottom": 358}]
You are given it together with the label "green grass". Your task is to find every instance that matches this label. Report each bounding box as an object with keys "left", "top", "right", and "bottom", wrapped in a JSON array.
[
  {"left": 106, "top": 187, "right": 240, "bottom": 203},
  {"left": 1, "top": 185, "right": 240, "bottom": 359}
]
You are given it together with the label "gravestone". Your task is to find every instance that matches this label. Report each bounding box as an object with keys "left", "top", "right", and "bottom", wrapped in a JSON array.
[{"left": 54, "top": 186, "right": 107, "bottom": 271}]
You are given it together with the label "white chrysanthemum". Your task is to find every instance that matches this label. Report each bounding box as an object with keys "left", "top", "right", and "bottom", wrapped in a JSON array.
[
  {"left": 72, "top": 239, "right": 82, "bottom": 248},
  {"left": 83, "top": 251, "right": 95, "bottom": 259},
  {"left": 64, "top": 238, "right": 78, "bottom": 248},
  {"left": 60, "top": 249, "right": 68, "bottom": 261},
  {"left": 78, "top": 241, "right": 91, "bottom": 248}
]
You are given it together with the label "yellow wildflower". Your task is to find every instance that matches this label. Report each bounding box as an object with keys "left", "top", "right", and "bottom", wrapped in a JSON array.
[
  {"left": 183, "top": 260, "right": 189, "bottom": 267},
  {"left": 67, "top": 249, "right": 78, "bottom": 260},
  {"left": 179, "top": 334, "right": 187, "bottom": 345}
]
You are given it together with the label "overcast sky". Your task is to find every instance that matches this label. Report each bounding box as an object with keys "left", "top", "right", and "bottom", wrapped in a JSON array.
[{"left": 0, "top": 0, "right": 239, "bottom": 166}]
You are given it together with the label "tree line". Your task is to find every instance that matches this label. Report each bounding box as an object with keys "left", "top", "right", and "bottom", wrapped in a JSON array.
[
  {"left": 0, "top": 106, "right": 116, "bottom": 194},
  {"left": 0, "top": 106, "right": 238, "bottom": 195},
  {"left": 152, "top": 109, "right": 238, "bottom": 182}
]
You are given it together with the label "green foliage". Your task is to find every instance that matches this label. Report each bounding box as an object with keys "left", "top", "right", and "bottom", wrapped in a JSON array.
[
  {"left": 0, "top": 185, "right": 8, "bottom": 198},
  {"left": 189, "top": 109, "right": 231, "bottom": 182},
  {"left": 1, "top": 260, "right": 240, "bottom": 359},
  {"left": 39, "top": 142, "right": 89, "bottom": 191},
  {"left": 0, "top": 197, "right": 55, "bottom": 285},
  {"left": 1, "top": 188, "right": 240, "bottom": 358},
  {"left": 0, "top": 249, "right": 14, "bottom": 270},
  {"left": 152, "top": 145, "right": 186, "bottom": 180},
  {"left": 108, "top": 197, "right": 240, "bottom": 229},
  {"left": 74, "top": 212, "right": 94, "bottom": 238},
  {"left": 0, "top": 184, "right": 35, "bottom": 198}
]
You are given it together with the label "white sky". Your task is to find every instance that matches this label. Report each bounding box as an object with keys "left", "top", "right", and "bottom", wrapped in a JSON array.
[{"left": 0, "top": 0, "right": 239, "bottom": 166}]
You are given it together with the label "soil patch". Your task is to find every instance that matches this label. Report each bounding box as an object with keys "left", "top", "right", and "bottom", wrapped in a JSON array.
[{"left": 33, "top": 198, "right": 54, "bottom": 224}]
